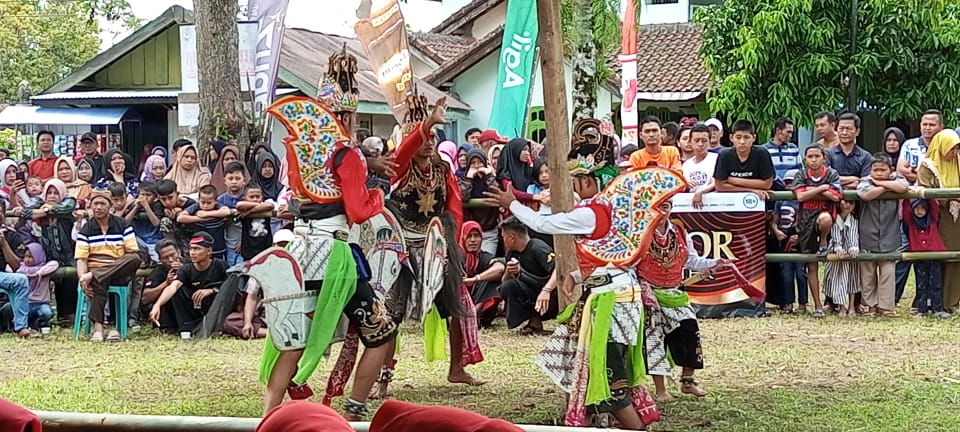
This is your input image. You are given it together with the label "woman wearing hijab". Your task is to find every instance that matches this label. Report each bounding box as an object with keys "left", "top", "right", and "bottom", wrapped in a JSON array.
[
  {"left": 460, "top": 221, "right": 505, "bottom": 328},
  {"left": 247, "top": 142, "right": 272, "bottom": 177},
  {"left": 164, "top": 143, "right": 211, "bottom": 196},
  {"left": 486, "top": 144, "right": 503, "bottom": 171},
  {"left": 496, "top": 138, "right": 543, "bottom": 208},
  {"left": 208, "top": 140, "right": 228, "bottom": 173},
  {"left": 458, "top": 148, "right": 500, "bottom": 254},
  {"left": 457, "top": 144, "right": 470, "bottom": 170},
  {"left": 250, "top": 150, "right": 282, "bottom": 202},
  {"left": 21, "top": 178, "right": 78, "bottom": 326},
  {"left": 211, "top": 144, "right": 243, "bottom": 192},
  {"left": 54, "top": 156, "right": 92, "bottom": 205},
  {"left": 438, "top": 140, "right": 459, "bottom": 172},
  {"left": 0, "top": 158, "right": 29, "bottom": 210},
  {"left": 917, "top": 129, "right": 960, "bottom": 313},
  {"left": 141, "top": 154, "right": 168, "bottom": 182},
  {"left": 103, "top": 148, "right": 139, "bottom": 195},
  {"left": 883, "top": 127, "right": 905, "bottom": 163},
  {"left": 152, "top": 145, "right": 168, "bottom": 163}
]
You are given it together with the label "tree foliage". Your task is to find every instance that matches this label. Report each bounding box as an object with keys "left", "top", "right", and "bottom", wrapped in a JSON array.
[
  {"left": 0, "top": 0, "right": 138, "bottom": 103},
  {"left": 696, "top": 0, "right": 960, "bottom": 128},
  {"left": 560, "top": 0, "right": 627, "bottom": 120}
]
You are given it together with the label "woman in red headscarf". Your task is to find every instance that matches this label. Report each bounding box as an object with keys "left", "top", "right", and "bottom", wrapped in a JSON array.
[{"left": 460, "top": 221, "right": 505, "bottom": 328}]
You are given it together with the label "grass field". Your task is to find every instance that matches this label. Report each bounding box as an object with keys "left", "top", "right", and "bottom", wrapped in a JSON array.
[{"left": 2, "top": 303, "right": 959, "bottom": 431}]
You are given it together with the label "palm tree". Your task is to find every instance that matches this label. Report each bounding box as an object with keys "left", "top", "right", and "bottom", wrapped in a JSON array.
[{"left": 561, "top": 0, "right": 631, "bottom": 123}]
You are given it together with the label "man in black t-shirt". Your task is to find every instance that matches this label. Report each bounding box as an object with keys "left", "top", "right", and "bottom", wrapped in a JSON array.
[
  {"left": 713, "top": 119, "right": 775, "bottom": 199},
  {"left": 499, "top": 217, "right": 558, "bottom": 334},
  {"left": 141, "top": 239, "right": 182, "bottom": 331},
  {"left": 148, "top": 232, "right": 227, "bottom": 335}
]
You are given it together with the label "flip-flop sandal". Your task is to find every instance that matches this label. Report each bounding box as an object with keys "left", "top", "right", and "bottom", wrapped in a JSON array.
[
  {"left": 106, "top": 330, "right": 121, "bottom": 342},
  {"left": 90, "top": 332, "right": 104, "bottom": 342}
]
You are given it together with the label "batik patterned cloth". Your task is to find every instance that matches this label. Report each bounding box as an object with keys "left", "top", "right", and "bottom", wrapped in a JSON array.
[{"left": 643, "top": 284, "right": 697, "bottom": 377}]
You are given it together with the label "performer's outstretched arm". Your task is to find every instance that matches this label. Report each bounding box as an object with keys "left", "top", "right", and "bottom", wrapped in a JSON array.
[
  {"left": 337, "top": 150, "right": 385, "bottom": 225},
  {"left": 390, "top": 123, "right": 429, "bottom": 185},
  {"left": 507, "top": 200, "right": 596, "bottom": 236},
  {"left": 684, "top": 232, "right": 718, "bottom": 271}
]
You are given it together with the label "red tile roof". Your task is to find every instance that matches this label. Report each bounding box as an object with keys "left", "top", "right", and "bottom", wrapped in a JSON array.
[
  {"left": 409, "top": 32, "right": 475, "bottom": 64},
  {"left": 634, "top": 23, "right": 710, "bottom": 93}
]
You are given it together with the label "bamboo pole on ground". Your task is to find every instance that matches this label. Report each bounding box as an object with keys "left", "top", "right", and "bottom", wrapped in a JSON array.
[{"left": 536, "top": 0, "right": 578, "bottom": 310}]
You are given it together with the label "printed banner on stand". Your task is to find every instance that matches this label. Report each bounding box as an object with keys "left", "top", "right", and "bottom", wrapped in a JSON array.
[
  {"left": 619, "top": 0, "right": 639, "bottom": 148},
  {"left": 245, "top": 0, "right": 290, "bottom": 118},
  {"left": 355, "top": 0, "right": 414, "bottom": 124},
  {"left": 671, "top": 192, "right": 766, "bottom": 317},
  {"left": 488, "top": 0, "right": 538, "bottom": 138}
]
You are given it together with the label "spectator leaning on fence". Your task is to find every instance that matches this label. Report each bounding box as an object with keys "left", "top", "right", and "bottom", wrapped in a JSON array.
[
  {"left": 713, "top": 119, "right": 775, "bottom": 199},
  {"left": 856, "top": 153, "right": 909, "bottom": 317},
  {"left": 917, "top": 129, "right": 960, "bottom": 314}
]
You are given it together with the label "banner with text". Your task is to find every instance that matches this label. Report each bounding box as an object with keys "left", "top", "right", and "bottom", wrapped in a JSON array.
[
  {"left": 488, "top": 0, "right": 538, "bottom": 138},
  {"left": 671, "top": 192, "right": 766, "bottom": 318},
  {"left": 619, "top": 0, "right": 639, "bottom": 148},
  {"left": 245, "top": 0, "right": 290, "bottom": 118},
  {"left": 355, "top": 0, "right": 414, "bottom": 124}
]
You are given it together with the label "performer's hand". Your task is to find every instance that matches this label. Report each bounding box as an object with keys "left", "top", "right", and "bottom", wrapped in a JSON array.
[
  {"left": 716, "top": 258, "right": 734, "bottom": 268},
  {"left": 536, "top": 290, "right": 552, "bottom": 315},
  {"left": 428, "top": 97, "right": 449, "bottom": 127},
  {"left": 483, "top": 186, "right": 516, "bottom": 209},
  {"left": 368, "top": 154, "right": 398, "bottom": 178}
]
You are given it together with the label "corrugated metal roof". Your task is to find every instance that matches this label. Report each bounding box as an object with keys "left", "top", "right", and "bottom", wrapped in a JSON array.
[
  {"left": 32, "top": 88, "right": 300, "bottom": 101},
  {"left": 0, "top": 106, "right": 129, "bottom": 125}
]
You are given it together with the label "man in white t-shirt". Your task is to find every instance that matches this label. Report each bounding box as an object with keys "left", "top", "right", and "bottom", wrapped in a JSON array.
[
  {"left": 682, "top": 123, "right": 718, "bottom": 208},
  {"left": 897, "top": 109, "right": 943, "bottom": 185}
]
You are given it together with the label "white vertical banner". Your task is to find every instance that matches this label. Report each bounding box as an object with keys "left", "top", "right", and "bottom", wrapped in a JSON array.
[{"left": 619, "top": 53, "right": 638, "bottom": 147}]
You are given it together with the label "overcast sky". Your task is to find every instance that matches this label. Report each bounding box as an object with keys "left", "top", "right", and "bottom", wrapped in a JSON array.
[{"left": 100, "top": 0, "right": 472, "bottom": 50}]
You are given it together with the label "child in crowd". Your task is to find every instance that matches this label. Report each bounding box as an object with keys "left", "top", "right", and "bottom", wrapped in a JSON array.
[
  {"left": 902, "top": 199, "right": 951, "bottom": 318},
  {"left": 790, "top": 145, "right": 842, "bottom": 317},
  {"left": 771, "top": 169, "right": 807, "bottom": 313},
  {"left": 857, "top": 153, "right": 909, "bottom": 317},
  {"left": 126, "top": 181, "right": 163, "bottom": 263},
  {"left": 822, "top": 200, "right": 860, "bottom": 316},
  {"left": 17, "top": 243, "right": 59, "bottom": 331},
  {"left": 525, "top": 159, "right": 551, "bottom": 214},
  {"left": 457, "top": 148, "right": 500, "bottom": 255},
  {"left": 217, "top": 162, "right": 248, "bottom": 266},
  {"left": 237, "top": 185, "right": 274, "bottom": 260},
  {"left": 156, "top": 179, "right": 196, "bottom": 251},
  {"left": 23, "top": 176, "right": 43, "bottom": 207},
  {"left": 108, "top": 181, "right": 132, "bottom": 216},
  {"left": 178, "top": 184, "right": 232, "bottom": 261}
]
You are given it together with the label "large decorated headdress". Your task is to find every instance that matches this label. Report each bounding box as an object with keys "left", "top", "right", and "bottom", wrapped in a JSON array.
[
  {"left": 317, "top": 43, "right": 360, "bottom": 116},
  {"left": 568, "top": 118, "right": 618, "bottom": 188},
  {"left": 401, "top": 86, "right": 430, "bottom": 136}
]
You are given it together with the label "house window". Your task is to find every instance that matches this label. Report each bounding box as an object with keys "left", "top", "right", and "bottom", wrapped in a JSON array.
[
  {"left": 647, "top": 0, "right": 679, "bottom": 4},
  {"left": 527, "top": 106, "right": 547, "bottom": 143}
]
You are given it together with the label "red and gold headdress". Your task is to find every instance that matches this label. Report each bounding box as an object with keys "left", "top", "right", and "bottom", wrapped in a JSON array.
[
  {"left": 317, "top": 43, "right": 360, "bottom": 116},
  {"left": 401, "top": 86, "right": 430, "bottom": 136}
]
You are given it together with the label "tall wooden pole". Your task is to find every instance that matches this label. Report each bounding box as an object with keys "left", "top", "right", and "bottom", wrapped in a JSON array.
[{"left": 537, "top": 0, "right": 578, "bottom": 310}]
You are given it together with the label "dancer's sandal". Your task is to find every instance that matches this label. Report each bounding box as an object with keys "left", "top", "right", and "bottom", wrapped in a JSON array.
[
  {"left": 286, "top": 382, "right": 314, "bottom": 400},
  {"left": 368, "top": 366, "right": 394, "bottom": 400}
]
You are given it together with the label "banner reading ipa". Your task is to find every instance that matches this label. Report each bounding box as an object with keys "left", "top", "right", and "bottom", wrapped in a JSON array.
[
  {"left": 355, "top": 0, "right": 414, "bottom": 124},
  {"left": 671, "top": 192, "right": 767, "bottom": 317}
]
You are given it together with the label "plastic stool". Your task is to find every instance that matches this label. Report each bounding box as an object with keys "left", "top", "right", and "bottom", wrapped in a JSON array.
[{"left": 73, "top": 284, "right": 130, "bottom": 340}]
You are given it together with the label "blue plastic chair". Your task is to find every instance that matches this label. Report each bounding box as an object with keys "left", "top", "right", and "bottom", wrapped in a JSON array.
[{"left": 73, "top": 284, "right": 130, "bottom": 341}]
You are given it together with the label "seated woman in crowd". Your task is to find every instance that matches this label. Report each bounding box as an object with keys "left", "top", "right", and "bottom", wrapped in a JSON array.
[
  {"left": 55, "top": 156, "right": 91, "bottom": 204},
  {"left": 460, "top": 221, "right": 504, "bottom": 328},
  {"left": 102, "top": 148, "right": 139, "bottom": 196},
  {"left": 165, "top": 143, "right": 211, "bottom": 197},
  {"left": 20, "top": 179, "right": 77, "bottom": 327},
  {"left": 141, "top": 154, "right": 167, "bottom": 182},
  {"left": 458, "top": 148, "right": 500, "bottom": 255}
]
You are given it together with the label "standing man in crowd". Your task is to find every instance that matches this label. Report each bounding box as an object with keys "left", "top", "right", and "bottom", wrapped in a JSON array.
[
  {"left": 629, "top": 116, "right": 681, "bottom": 170},
  {"left": 682, "top": 124, "right": 718, "bottom": 208},
  {"left": 464, "top": 128, "right": 482, "bottom": 146},
  {"left": 79, "top": 132, "right": 105, "bottom": 181},
  {"left": 763, "top": 117, "right": 801, "bottom": 187},
  {"left": 704, "top": 118, "right": 724, "bottom": 153},
  {"left": 713, "top": 120, "right": 775, "bottom": 199},
  {"left": 826, "top": 113, "right": 872, "bottom": 190},
  {"left": 896, "top": 109, "right": 944, "bottom": 308},
  {"left": 76, "top": 189, "right": 143, "bottom": 342},
  {"left": 28, "top": 130, "right": 58, "bottom": 180},
  {"left": 814, "top": 111, "right": 840, "bottom": 149}
]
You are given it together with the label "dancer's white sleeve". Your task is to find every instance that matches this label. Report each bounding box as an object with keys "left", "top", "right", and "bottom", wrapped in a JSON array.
[
  {"left": 684, "top": 233, "right": 718, "bottom": 271},
  {"left": 508, "top": 201, "right": 596, "bottom": 236}
]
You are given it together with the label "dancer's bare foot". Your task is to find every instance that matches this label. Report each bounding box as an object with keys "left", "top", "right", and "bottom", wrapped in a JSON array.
[
  {"left": 448, "top": 371, "right": 486, "bottom": 386},
  {"left": 680, "top": 377, "right": 707, "bottom": 397},
  {"left": 654, "top": 391, "right": 674, "bottom": 402},
  {"left": 368, "top": 380, "right": 389, "bottom": 400}
]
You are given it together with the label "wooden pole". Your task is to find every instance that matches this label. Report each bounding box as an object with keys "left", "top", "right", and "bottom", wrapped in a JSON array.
[
  {"left": 764, "top": 188, "right": 960, "bottom": 201},
  {"left": 766, "top": 251, "right": 960, "bottom": 263},
  {"left": 537, "top": 0, "right": 578, "bottom": 310}
]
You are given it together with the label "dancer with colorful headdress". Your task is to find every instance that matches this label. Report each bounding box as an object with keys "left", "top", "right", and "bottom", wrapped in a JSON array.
[
  {"left": 244, "top": 46, "right": 420, "bottom": 420},
  {"left": 368, "top": 91, "right": 485, "bottom": 397},
  {"left": 485, "top": 119, "right": 666, "bottom": 429}
]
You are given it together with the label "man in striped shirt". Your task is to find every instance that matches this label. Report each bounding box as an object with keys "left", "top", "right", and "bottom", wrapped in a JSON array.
[{"left": 76, "top": 189, "right": 142, "bottom": 342}]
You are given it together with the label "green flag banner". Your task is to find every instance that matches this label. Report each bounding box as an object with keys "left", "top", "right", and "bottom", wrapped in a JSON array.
[{"left": 488, "top": 0, "right": 538, "bottom": 138}]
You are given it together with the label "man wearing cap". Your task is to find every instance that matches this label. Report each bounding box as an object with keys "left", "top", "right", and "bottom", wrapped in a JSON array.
[
  {"left": 79, "top": 132, "right": 105, "bottom": 181},
  {"left": 477, "top": 129, "right": 508, "bottom": 154},
  {"left": 704, "top": 118, "right": 724, "bottom": 153},
  {"left": 76, "top": 187, "right": 143, "bottom": 342},
  {"left": 149, "top": 231, "right": 228, "bottom": 337}
]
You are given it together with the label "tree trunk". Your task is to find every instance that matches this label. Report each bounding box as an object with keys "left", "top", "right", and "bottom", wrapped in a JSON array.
[
  {"left": 193, "top": 0, "right": 248, "bottom": 162},
  {"left": 570, "top": 0, "right": 596, "bottom": 123},
  {"left": 538, "top": 0, "right": 579, "bottom": 311}
]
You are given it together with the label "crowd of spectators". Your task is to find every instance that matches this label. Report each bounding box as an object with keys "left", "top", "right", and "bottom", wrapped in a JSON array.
[{"left": 0, "top": 110, "right": 955, "bottom": 340}]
